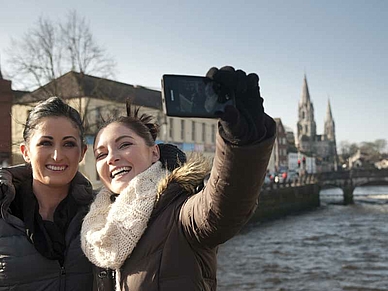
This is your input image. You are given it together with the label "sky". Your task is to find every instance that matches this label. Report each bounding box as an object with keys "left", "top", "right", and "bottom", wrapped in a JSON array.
[{"left": 0, "top": 0, "right": 387, "bottom": 146}]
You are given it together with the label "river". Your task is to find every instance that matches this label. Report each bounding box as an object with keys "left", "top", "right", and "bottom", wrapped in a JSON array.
[{"left": 217, "top": 186, "right": 388, "bottom": 291}]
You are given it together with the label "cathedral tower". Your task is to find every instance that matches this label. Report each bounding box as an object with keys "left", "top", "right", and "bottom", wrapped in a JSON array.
[
  {"left": 324, "top": 99, "right": 336, "bottom": 142},
  {"left": 297, "top": 75, "right": 316, "bottom": 152}
]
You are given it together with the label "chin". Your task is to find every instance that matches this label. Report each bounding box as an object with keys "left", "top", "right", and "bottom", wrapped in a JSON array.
[
  {"left": 113, "top": 186, "right": 126, "bottom": 194},
  {"left": 47, "top": 179, "right": 72, "bottom": 188}
]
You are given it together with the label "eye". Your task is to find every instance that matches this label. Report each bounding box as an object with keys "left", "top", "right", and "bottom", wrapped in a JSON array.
[
  {"left": 119, "top": 142, "right": 132, "bottom": 149},
  {"left": 95, "top": 152, "right": 107, "bottom": 160},
  {"left": 64, "top": 141, "right": 77, "bottom": 147},
  {"left": 38, "top": 140, "right": 52, "bottom": 146}
]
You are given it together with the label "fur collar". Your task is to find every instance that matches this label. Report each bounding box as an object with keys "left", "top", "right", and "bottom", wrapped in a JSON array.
[{"left": 157, "top": 153, "right": 212, "bottom": 201}]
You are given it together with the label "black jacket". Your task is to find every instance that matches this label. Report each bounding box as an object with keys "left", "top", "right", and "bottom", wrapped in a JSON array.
[{"left": 0, "top": 165, "right": 95, "bottom": 291}]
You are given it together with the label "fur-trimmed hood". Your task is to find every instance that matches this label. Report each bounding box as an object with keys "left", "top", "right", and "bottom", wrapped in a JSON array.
[{"left": 157, "top": 153, "right": 212, "bottom": 200}]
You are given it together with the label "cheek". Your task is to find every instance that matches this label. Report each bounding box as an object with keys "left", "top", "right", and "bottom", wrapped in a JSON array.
[{"left": 96, "top": 162, "right": 108, "bottom": 180}]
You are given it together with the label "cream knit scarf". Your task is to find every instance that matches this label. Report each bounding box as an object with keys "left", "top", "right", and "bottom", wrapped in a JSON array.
[{"left": 81, "top": 161, "right": 167, "bottom": 270}]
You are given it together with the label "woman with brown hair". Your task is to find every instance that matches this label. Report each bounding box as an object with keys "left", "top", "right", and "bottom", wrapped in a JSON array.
[{"left": 81, "top": 66, "right": 276, "bottom": 290}]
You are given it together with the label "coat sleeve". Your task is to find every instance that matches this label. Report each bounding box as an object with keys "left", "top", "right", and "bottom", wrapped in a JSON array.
[{"left": 180, "top": 116, "right": 275, "bottom": 248}]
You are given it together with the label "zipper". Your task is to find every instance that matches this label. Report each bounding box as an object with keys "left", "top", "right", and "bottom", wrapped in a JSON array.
[{"left": 59, "top": 263, "right": 66, "bottom": 291}]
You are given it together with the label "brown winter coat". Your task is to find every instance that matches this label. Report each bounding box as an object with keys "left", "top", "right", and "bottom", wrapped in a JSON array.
[{"left": 94, "top": 124, "right": 275, "bottom": 291}]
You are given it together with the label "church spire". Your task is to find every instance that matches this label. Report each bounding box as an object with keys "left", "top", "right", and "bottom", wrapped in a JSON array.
[
  {"left": 300, "top": 74, "right": 311, "bottom": 104},
  {"left": 324, "top": 98, "right": 336, "bottom": 141},
  {"left": 325, "top": 98, "right": 333, "bottom": 123},
  {"left": 297, "top": 74, "right": 317, "bottom": 151}
]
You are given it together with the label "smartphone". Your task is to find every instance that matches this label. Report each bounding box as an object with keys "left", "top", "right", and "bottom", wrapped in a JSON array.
[{"left": 161, "top": 74, "right": 235, "bottom": 118}]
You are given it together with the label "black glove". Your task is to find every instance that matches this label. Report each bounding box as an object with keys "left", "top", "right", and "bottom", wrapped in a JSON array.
[
  {"left": 206, "top": 66, "right": 266, "bottom": 145},
  {"left": 158, "top": 143, "right": 187, "bottom": 171}
]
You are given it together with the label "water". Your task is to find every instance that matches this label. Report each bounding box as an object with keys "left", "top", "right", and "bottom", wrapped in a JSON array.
[{"left": 217, "top": 186, "right": 388, "bottom": 291}]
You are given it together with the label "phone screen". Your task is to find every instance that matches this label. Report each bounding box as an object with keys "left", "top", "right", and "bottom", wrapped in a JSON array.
[{"left": 161, "top": 74, "right": 234, "bottom": 118}]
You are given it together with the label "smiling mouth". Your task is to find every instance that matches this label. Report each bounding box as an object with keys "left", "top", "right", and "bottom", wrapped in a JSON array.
[
  {"left": 46, "top": 165, "right": 67, "bottom": 171},
  {"left": 111, "top": 166, "right": 132, "bottom": 179}
]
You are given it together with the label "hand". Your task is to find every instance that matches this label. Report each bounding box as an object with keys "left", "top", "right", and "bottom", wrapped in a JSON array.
[
  {"left": 206, "top": 66, "right": 266, "bottom": 144},
  {"left": 158, "top": 143, "right": 187, "bottom": 171}
]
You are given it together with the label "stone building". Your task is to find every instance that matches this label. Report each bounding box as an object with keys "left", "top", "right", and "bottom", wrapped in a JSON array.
[{"left": 296, "top": 75, "right": 338, "bottom": 172}]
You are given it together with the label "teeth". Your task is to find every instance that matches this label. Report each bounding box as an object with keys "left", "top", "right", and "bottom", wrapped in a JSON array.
[
  {"left": 47, "top": 165, "right": 66, "bottom": 171},
  {"left": 111, "top": 167, "right": 132, "bottom": 178}
]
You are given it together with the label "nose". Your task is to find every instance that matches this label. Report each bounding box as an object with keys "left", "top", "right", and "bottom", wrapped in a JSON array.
[
  {"left": 107, "top": 150, "right": 120, "bottom": 165},
  {"left": 52, "top": 148, "right": 63, "bottom": 161}
]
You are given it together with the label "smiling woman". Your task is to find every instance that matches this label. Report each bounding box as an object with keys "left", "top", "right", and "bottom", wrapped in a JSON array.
[
  {"left": 20, "top": 116, "right": 87, "bottom": 219},
  {"left": 93, "top": 120, "right": 160, "bottom": 194},
  {"left": 81, "top": 66, "right": 277, "bottom": 291},
  {"left": 0, "top": 97, "right": 95, "bottom": 291}
]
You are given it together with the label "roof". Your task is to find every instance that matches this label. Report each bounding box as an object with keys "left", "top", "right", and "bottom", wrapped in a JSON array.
[
  {"left": 16, "top": 71, "right": 162, "bottom": 109},
  {"left": 274, "top": 117, "right": 284, "bottom": 128},
  {"left": 12, "top": 90, "right": 31, "bottom": 103}
]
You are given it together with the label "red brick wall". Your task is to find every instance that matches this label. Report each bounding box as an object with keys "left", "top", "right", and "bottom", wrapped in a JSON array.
[{"left": 0, "top": 78, "right": 12, "bottom": 165}]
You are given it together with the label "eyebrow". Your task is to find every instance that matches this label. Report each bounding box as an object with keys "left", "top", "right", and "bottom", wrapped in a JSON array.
[
  {"left": 115, "top": 135, "right": 134, "bottom": 143},
  {"left": 40, "top": 135, "right": 77, "bottom": 141}
]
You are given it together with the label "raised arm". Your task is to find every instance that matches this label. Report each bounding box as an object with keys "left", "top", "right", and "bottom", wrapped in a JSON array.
[{"left": 180, "top": 66, "right": 276, "bottom": 248}]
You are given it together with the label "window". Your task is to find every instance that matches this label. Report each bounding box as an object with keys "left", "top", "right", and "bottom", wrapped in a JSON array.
[
  {"left": 202, "top": 123, "right": 206, "bottom": 142},
  {"left": 211, "top": 124, "right": 216, "bottom": 143},
  {"left": 192, "top": 121, "right": 195, "bottom": 141},
  {"left": 181, "top": 120, "right": 185, "bottom": 140},
  {"left": 169, "top": 118, "right": 173, "bottom": 139}
]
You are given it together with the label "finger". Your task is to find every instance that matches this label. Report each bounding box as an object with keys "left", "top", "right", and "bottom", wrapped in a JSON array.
[
  {"left": 247, "top": 73, "right": 259, "bottom": 88},
  {"left": 236, "top": 70, "right": 247, "bottom": 93},
  {"left": 206, "top": 67, "right": 219, "bottom": 79},
  {"left": 247, "top": 73, "right": 261, "bottom": 99},
  {"left": 212, "top": 69, "right": 237, "bottom": 88},
  {"left": 219, "top": 66, "right": 235, "bottom": 72}
]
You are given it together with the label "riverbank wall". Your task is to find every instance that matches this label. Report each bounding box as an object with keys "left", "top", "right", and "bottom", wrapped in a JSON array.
[{"left": 249, "top": 184, "right": 320, "bottom": 223}]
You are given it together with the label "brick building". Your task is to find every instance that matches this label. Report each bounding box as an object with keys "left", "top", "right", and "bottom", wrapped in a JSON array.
[{"left": 0, "top": 69, "right": 12, "bottom": 166}]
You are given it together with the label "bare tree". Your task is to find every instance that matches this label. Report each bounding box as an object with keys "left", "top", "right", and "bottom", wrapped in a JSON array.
[
  {"left": 60, "top": 11, "right": 116, "bottom": 78},
  {"left": 6, "top": 10, "right": 116, "bottom": 95},
  {"left": 5, "top": 10, "right": 117, "bottom": 134}
]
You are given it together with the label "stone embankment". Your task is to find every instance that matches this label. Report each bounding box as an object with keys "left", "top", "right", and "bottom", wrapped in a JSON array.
[{"left": 250, "top": 180, "right": 320, "bottom": 223}]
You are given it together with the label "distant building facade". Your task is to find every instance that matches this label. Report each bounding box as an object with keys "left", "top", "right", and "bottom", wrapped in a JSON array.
[
  {"left": 296, "top": 75, "right": 338, "bottom": 172},
  {"left": 272, "top": 118, "right": 288, "bottom": 172}
]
